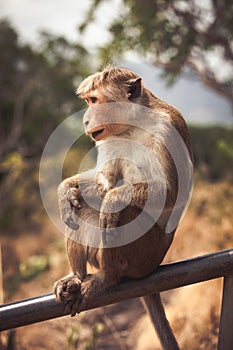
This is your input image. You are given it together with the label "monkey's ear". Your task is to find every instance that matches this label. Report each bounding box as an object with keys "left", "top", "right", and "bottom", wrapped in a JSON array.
[{"left": 127, "top": 78, "right": 142, "bottom": 99}]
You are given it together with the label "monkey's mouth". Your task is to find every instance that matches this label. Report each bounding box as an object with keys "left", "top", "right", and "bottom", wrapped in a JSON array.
[
  {"left": 88, "top": 127, "right": 108, "bottom": 141},
  {"left": 92, "top": 128, "right": 105, "bottom": 140}
]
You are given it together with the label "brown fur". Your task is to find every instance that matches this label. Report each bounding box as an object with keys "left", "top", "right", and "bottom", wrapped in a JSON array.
[{"left": 54, "top": 67, "right": 193, "bottom": 350}]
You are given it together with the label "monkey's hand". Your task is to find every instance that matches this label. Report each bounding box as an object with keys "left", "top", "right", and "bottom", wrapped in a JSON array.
[
  {"left": 54, "top": 275, "right": 82, "bottom": 317},
  {"left": 57, "top": 178, "right": 82, "bottom": 230},
  {"left": 96, "top": 169, "right": 115, "bottom": 198}
]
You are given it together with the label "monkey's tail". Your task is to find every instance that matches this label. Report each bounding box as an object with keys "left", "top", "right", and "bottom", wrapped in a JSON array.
[{"left": 142, "top": 293, "right": 180, "bottom": 350}]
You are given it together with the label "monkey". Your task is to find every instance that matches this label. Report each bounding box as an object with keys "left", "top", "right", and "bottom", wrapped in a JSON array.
[{"left": 54, "top": 67, "right": 193, "bottom": 350}]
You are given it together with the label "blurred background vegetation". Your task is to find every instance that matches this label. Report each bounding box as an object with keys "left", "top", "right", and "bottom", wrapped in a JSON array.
[
  {"left": 0, "top": 19, "right": 92, "bottom": 230},
  {"left": 0, "top": 0, "right": 232, "bottom": 231},
  {"left": 0, "top": 1, "right": 232, "bottom": 349}
]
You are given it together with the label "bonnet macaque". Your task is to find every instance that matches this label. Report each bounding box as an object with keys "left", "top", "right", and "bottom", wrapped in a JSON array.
[{"left": 54, "top": 67, "right": 193, "bottom": 350}]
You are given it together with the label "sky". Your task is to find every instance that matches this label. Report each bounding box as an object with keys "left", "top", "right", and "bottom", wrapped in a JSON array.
[
  {"left": 0, "top": 0, "right": 116, "bottom": 45},
  {"left": 0, "top": 0, "right": 232, "bottom": 125}
]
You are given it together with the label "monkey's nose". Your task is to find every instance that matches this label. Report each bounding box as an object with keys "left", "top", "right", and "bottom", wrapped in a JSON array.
[{"left": 83, "top": 109, "right": 92, "bottom": 127}]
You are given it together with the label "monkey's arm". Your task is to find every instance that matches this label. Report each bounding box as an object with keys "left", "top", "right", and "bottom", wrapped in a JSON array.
[{"left": 99, "top": 181, "right": 184, "bottom": 231}]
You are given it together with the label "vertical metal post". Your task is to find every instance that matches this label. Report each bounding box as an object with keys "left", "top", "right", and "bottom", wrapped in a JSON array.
[
  {"left": 218, "top": 276, "right": 233, "bottom": 350},
  {"left": 0, "top": 243, "right": 3, "bottom": 304}
]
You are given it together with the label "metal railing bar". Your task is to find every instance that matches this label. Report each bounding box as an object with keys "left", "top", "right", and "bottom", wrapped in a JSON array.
[
  {"left": 218, "top": 275, "right": 233, "bottom": 350},
  {"left": 0, "top": 248, "right": 233, "bottom": 332}
]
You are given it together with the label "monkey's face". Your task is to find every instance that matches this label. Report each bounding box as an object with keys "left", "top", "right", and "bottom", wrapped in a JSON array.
[
  {"left": 79, "top": 77, "right": 143, "bottom": 141},
  {"left": 83, "top": 105, "right": 129, "bottom": 142},
  {"left": 82, "top": 88, "right": 132, "bottom": 141}
]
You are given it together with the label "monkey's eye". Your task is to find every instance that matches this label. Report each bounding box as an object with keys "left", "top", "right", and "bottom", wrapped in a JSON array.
[
  {"left": 90, "top": 96, "right": 97, "bottom": 104},
  {"left": 85, "top": 97, "right": 97, "bottom": 105}
]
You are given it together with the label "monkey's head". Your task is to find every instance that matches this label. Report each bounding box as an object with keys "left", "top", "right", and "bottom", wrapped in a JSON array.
[{"left": 76, "top": 67, "right": 144, "bottom": 141}]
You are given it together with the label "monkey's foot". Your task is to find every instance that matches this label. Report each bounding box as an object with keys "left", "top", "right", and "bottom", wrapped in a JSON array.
[{"left": 54, "top": 276, "right": 82, "bottom": 316}]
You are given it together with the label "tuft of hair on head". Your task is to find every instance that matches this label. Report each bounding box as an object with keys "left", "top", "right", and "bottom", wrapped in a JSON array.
[{"left": 76, "top": 66, "right": 142, "bottom": 97}]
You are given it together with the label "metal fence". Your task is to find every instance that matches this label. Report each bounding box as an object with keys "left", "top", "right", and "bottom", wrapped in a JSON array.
[{"left": 1, "top": 248, "right": 233, "bottom": 349}]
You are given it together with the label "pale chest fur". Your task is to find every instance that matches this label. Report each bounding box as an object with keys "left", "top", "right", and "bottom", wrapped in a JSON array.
[{"left": 96, "top": 132, "right": 167, "bottom": 189}]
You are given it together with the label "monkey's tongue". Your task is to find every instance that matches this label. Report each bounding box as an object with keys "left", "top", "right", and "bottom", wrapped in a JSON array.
[{"left": 91, "top": 128, "right": 105, "bottom": 140}]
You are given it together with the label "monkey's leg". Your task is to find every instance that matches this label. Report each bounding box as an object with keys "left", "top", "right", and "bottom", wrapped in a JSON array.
[
  {"left": 142, "top": 293, "right": 180, "bottom": 350},
  {"left": 67, "top": 248, "right": 123, "bottom": 316},
  {"left": 99, "top": 181, "right": 165, "bottom": 233},
  {"left": 54, "top": 241, "right": 87, "bottom": 316},
  {"left": 101, "top": 181, "right": 176, "bottom": 211},
  {"left": 54, "top": 207, "right": 102, "bottom": 316},
  {"left": 81, "top": 248, "right": 122, "bottom": 297},
  {"left": 99, "top": 180, "right": 181, "bottom": 233}
]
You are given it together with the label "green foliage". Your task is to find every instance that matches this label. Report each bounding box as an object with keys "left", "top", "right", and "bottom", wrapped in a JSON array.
[
  {"left": 81, "top": 0, "right": 233, "bottom": 106},
  {"left": 189, "top": 126, "right": 233, "bottom": 181},
  {"left": 19, "top": 255, "right": 49, "bottom": 281},
  {"left": 5, "top": 254, "right": 50, "bottom": 295},
  {"left": 84, "top": 322, "right": 104, "bottom": 350},
  {"left": 66, "top": 315, "right": 104, "bottom": 350}
]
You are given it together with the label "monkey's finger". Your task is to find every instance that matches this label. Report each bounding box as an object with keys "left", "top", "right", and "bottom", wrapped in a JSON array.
[
  {"left": 63, "top": 287, "right": 82, "bottom": 316},
  {"left": 64, "top": 299, "right": 80, "bottom": 316},
  {"left": 99, "top": 212, "right": 107, "bottom": 228},
  {"left": 71, "top": 199, "right": 81, "bottom": 208},
  {"left": 64, "top": 302, "right": 72, "bottom": 315},
  {"left": 70, "top": 187, "right": 82, "bottom": 208},
  {"left": 65, "top": 216, "right": 79, "bottom": 230},
  {"left": 62, "top": 210, "right": 79, "bottom": 230},
  {"left": 54, "top": 284, "right": 75, "bottom": 303},
  {"left": 60, "top": 202, "right": 79, "bottom": 230},
  {"left": 70, "top": 297, "right": 82, "bottom": 317}
]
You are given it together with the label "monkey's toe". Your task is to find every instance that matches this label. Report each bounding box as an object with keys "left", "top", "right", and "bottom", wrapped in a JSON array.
[{"left": 54, "top": 276, "right": 82, "bottom": 315}]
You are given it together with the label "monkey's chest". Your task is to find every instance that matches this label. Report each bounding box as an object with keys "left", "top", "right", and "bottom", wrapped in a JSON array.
[{"left": 120, "top": 159, "right": 148, "bottom": 184}]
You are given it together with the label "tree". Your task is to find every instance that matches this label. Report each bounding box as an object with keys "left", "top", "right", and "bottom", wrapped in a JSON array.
[{"left": 80, "top": 0, "right": 233, "bottom": 107}]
